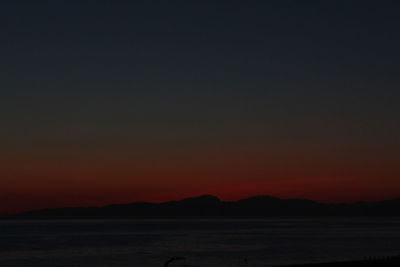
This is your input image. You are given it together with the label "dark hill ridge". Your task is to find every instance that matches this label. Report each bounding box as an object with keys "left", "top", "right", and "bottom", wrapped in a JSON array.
[{"left": 13, "top": 195, "right": 400, "bottom": 218}]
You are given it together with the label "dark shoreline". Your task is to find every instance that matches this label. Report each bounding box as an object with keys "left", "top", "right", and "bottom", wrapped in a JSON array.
[{"left": 281, "top": 255, "right": 400, "bottom": 266}]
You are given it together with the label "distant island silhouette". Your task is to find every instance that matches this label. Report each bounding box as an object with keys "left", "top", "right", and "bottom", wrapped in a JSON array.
[{"left": 10, "top": 195, "right": 400, "bottom": 218}]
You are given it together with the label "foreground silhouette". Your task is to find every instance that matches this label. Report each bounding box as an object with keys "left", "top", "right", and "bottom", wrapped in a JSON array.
[
  {"left": 11, "top": 194, "right": 400, "bottom": 218},
  {"left": 164, "top": 257, "right": 186, "bottom": 267}
]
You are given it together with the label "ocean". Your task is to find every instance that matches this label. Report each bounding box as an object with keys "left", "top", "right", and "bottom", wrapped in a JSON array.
[{"left": 1, "top": 217, "right": 400, "bottom": 266}]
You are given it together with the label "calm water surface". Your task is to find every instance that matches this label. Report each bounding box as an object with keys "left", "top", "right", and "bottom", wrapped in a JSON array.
[{"left": 1, "top": 218, "right": 400, "bottom": 266}]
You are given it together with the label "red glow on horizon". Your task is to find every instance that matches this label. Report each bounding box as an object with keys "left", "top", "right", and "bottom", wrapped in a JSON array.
[{"left": 2, "top": 175, "right": 399, "bottom": 215}]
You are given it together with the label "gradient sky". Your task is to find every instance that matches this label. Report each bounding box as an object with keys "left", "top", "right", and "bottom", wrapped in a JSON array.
[{"left": 1, "top": 1, "right": 400, "bottom": 214}]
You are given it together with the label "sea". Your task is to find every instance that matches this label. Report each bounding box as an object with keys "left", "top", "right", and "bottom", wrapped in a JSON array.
[{"left": 1, "top": 217, "right": 400, "bottom": 267}]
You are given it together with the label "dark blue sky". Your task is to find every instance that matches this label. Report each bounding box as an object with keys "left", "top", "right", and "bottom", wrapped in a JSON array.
[{"left": 1, "top": 1, "right": 400, "bottom": 213}]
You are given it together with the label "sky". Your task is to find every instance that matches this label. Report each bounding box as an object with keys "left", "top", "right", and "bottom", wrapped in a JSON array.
[{"left": 1, "top": 0, "right": 400, "bottom": 214}]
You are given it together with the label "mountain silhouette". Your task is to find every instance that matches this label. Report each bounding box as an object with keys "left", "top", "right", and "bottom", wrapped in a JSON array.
[{"left": 11, "top": 195, "right": 400, "bottom": 218}]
